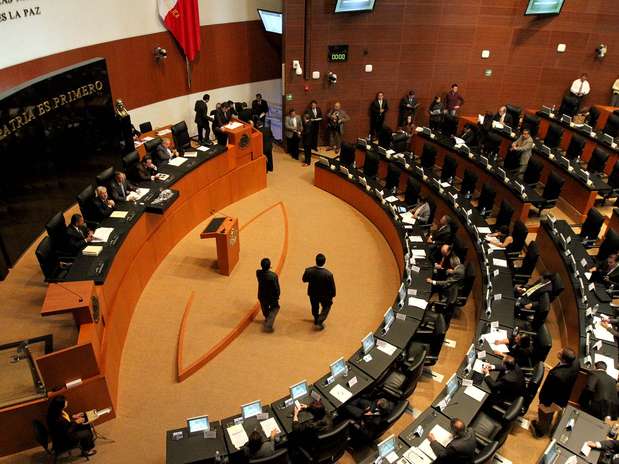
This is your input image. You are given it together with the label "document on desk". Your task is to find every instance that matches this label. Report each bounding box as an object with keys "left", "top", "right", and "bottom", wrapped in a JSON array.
[
  {"left": 197, "top": 145, "right": 209, "bottom": 152},
  {"left": 259, "top": 417, "right": 281, "bottom": 437},
  {"left": 400, "top": 212, "right": 416, "bottom": 225},
  {"left": 595, "top": 353, "right": 619, "bottom": 380},
  {"left": 408, "top": 297, "right": 428, "bottom": 309},
  {"left": 403, "top": 447, "right": 433, "bottom": 464},
  {"left": 593, "top": 318, "right": 615, "bottom": 342},
  {"left": 92, "top": 227, "right": 114, "bottom": 243},
  {"left": 157, "top": 129, "right": 172, "bottom": 136},
  {"left": 473, "top": 359, "right": 491, "bottom": 374},
  {"left": 492, "top": 258, "right": 508, "bottom": 268},
  {"left": 418, "top": 439, "right": 437, "bottom": 461},
  {"left": 182, "top": 152, "right": 198, "bottom": 158},
  {"left": 464, "top": 385, "right": 487, "bottom": 402},
  {"left": 411, "top": 249, "right": 426, "bottom": 257},
  {"left": 385, "top": 195, "right": 399, "bottom": 203},
  {"left": 82, "top": 246, "right": 103, "bottom": 256},
  {"left": 490, "top": 343, "right": 510, "bottom": 353},
  {"left": 133, "top": 187, "right": 150, "bottom": 201},
  {"left": 385, "top": 451, "right": 399, "bottom": 463},
  {"left": 142, "top": 136, "right": 154, "bottom": 142},
  {"left": 329, "top": 384, "right": 353, "bottom": 403},
  {"left": 224, "top": 121, "right": 244, "bottom": 130},
  {"left": 168, "top": 157, "right": 188, "bottom": 167},
  {"left": 477, "top": 226, "right": 492, "bottom": 234},
  {"left": 428, "top": 424, "right": 452, "bottom": 447},
  {"left": 376, "top": 340, "right": 398, "bottom": 356},
  {"left": 110, "top": 211, "right": 128, "bottom": 218},
  {"left": 481, "top": 329, "right": 508, "bottom": 344},
  {"left": 409, "top": 235, "right": 424, "bottom": 243},
  {"left": 227, "top": 424, "right": 249, "bottom": 449}
]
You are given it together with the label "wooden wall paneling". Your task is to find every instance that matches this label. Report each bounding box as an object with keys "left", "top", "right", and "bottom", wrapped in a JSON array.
[{"left": 36, "top": 343, "right": 100, "bottom": 391}]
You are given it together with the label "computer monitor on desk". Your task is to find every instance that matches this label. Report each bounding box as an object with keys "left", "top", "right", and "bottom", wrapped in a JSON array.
[
  {"left": 187, "top": 415, "right": 209, "bottom": 433},
  {"left": 383, "top": 307, "right": 395, "bottom": 333},
  {"left": 330, "top": 357, "right": 347, "bottom": 379},
  {"left": 362, "top": 332, "right": 375, "bottom": 355},
  {"left": 446, "top": 373, "right": 459, "bottom": 397},
  {"left": 465, "top": 344, "right": 476, "bottom": 372},
  {"left": 241, "top": 400, "right": 262, "bottom": 420},
  {"left": 542, "top": 439, "right": 559, "bottom": 464},
  {"left": 377, "top": 434, "right": 397, "bottom": 460},
  {"left": 290, "top": 380, "right": 309, "bottom": 401}
]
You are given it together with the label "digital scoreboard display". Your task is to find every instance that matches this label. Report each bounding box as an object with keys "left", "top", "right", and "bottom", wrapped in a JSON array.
[{"left": 328, "top": 45, "right": 349, "bottom": 62}]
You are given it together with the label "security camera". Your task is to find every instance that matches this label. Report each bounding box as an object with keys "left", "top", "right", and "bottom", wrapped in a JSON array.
[
  {"left": 328, "top": 72, "right": 338, "bottom": 85},
  {"left": 596, "top": 43, "right": 607, "bottom": 59},
  {"left": 292, "top": 60, "right": 303, "bottom": 76},
  {"left": 154, "top": 47, "right": 168, "bottom": 61}
]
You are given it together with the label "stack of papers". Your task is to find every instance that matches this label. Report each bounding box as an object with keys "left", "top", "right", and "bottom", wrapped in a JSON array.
[
  {"left": 411, "top": 249, "right": 426, "bottom": 258},
  {"left": 330, "top": 384, "right": 353, "bottom": 403},
  {"left": 197, "top": 145, "right": 209, "bottom": 152},
  {"left": 418, "top": 439, "right": 436, "bottom": 460},
  {"left": 183, "top": 152, "right": 198, "bottom": 158},
  {"left": 464, "top": 385, "right": 487, "bottom": 402},
  {"left": 477, "top": 227, "right": 492, "bottom": 234},
  {"left": 409, "top": 236, "right": 424, "bottom": 243},
  {"left": 593, "top": 316, "right": 615, "bottom": 342},
  {"left": 408, "top": 297, "right": 428, "bottom": 309},
  {"left": 481, "top": 329, "right": 509, "bottom": 353},
  {"left": 376, "top": 340, "right": 397, "bottom": 356},
  {"left": 400, "top": 212, "right": 416, "bottom": 225},
  {"left": 473, "top": 359, "right": 491, "bottom": 374},
  {"left": 429, "top": 425, "right": 453, "bottom": 447},
  {"left": 403, "top": 447, "right": 433, "bottom": 464},
  {"left": 224, "top": 121, "right": 244, "bottom": 130},
  {"left": 227, "top": 424, "right": 249, "bottom": 449},
  {"left": 133, "top": 188, "right": 150, "bottom": 201},
  {"left": 82, "top": 246, "right": 103, "bottom": 256},
  {"left": 92, "top": 227, "right": 114, "bottom": 243},
  {"left": 492, "top": 258, "right": 508, "bottom": 268},
  {"left": 259, "top": 417, "right": 281, "bottom": 437},
  {"left": 168, "top": 157, "right": 188, "bottom": 167},
  {"left": 157, "top": 129, "right": 172, "bottom": 136},
  {"left": 385, "top": 195, "right": 399, "bottom": 203},
  {"left": 110, "top": 211, "right": 128, "bottom": 219}
]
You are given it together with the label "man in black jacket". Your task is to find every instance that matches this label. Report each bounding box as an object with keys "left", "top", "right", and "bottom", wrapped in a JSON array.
[
  {"left": 306, "top": 100, "right": 323, "bottom": 151},
  {"left": 92, "top": 186, "right": 115, "bottom": 222},
  {"left": 482, "top": 355, "right": 525, "bottom": 404},
  {"left": 586, "top": 439, "right": 619, "bottom": 463},
  {"left": 429, "top": 418, "right": 476, "bottom": 464},
  {"left": 109, "top": 171, "right": 137, "bottom": 203},
  {"left": 580, "top": 361, "right": 619, "bottom": 421},
  {"left": 369, "top": 92, "right": 389, "bottom": 140},
  {"left": 252, "top": 93, "right": 269, "bottom": 126},
  {"left": 154, "top": 139, "right": 178, "bottom": 166},
  {"left": 531, "top": 347, "right": 578, "bottom": 437},
  {"left": 66, "top": 214, "right": 93, "bottom": 255},
  {"left": 302, "top": 253, "right": 336, "bottom": 330},
  {"left": 344, "top": 396, "right": 394, "bottom": 444},
  {"left": 194, "top": 93, "right": 211, "bottom": 144},
  {"left": 256, "top": 257, "right": 280, "bottom": 332},
  {"left": 213, "top": 102, "right": 231, "bottom": 146},
  {"left": 398, "top": 90, "right": 418, "bottom": 127}
]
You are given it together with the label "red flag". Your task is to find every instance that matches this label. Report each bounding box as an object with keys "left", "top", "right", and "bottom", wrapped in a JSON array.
[{"left": 158, "top": 0, "right": 201, "bottom": 61}]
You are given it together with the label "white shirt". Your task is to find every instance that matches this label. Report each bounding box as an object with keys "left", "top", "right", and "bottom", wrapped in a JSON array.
[
  {"left": 312, "top": 108, "right": 317, "bottom": 117},
  {"left": 291, "top": 117, "right": 297, "bottom": 128},
  {"left": 613, "top": 79, "right": 619, "bottom": 94},
  {"left": 570, "top": 78, "right": 590, "bottom": 96}
]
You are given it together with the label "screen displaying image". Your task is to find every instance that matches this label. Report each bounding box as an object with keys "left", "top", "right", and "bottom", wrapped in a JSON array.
[
  {"left": 466, "top": 344, "right": 476, "bottom": 366},
  {"left": 446, "top": 374, "right": 459, "bottom": 396},
  {"left": 290, "top": 381, "right": 308, "bottom": 400},
  {"left": 377, "top": 435, "right": 397, "bottom": 457},
  {"left": 187, "top": 415, "right": 209, "bottom": 433},
  {"left": 257, "top": 9, "right": 283, "bottom": 34},
  {"left": 335, "top": 0, "right": 376, "bottom": 13},
  {"left": 241, "top": 400, "right": 262, "bottom": 419},
  {"left": 384, "top": 308, "right": 395, "bottom": 328},
  {"left": 362, "top": 332, "right": 375, "bottom": 354},
  {"left": 330, "top": 357, "right": 347, "bottom": 378},
  {"left": 525, "top": 0, "right": 565, "bottom": 15}
]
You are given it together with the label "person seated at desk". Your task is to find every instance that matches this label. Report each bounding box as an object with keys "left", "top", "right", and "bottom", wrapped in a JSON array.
[
  {"left": 590, "top": 253, "right": 619, "bottom": 288},
  {"left": 427, "top": 262, "right": 465, "bottom": 305},
  {"left": 292, "top": 400, "right": 334, "bottom": 447},
  {"left": 579, "top": 361, "right": 619, "bottom": 421},
  {"left": 586, "top": 439, "right": 619, "bottom": 464},
  {"left": 509, "top": 128, "right": 534, "bottom": 178},
  {"left": 493, "top": 106, "right": 514, "bottom": 127},
  {"left": 131, "top": 156, "right": 158, "bottom": 182},
  {"left": 67, "top": 213, "right": 93, "bottom": 255},
  {"left": 154, "top": 139, "right": 178, "bottom": 166},
  {"left": 92, "top": 186, "right": 115, "bottom": 222},
  {"left": 482, "top": 355, "right": 525, "bottom": 404},
  {"left": 432, "top": 244, "right": 460, "bottom": 278},
  {"left": 410, "top": 195, "right": 431, "bottom": 224},
  {"left": 344, "top": 396, "right": 394, "bottom": 444},
  {"left": 47, "top": 395, "right": 96, "bottom": 457},
  {"left": 428, "top": 418, "right": 476, "bottom": 464},
  {"left": 109, "top": 171, "right": 137, "bottom": 203},
  {"left": 243, "top": 429, "right": 278, "bottom": 460},
  {"left": 514, "top": 273, "right": 553, "bottom": 313},
  {"left": 493, "top": 332, "right": 533, "bottom": 368},
  {"left": 486, "top": 225, "right": 513, "bottom": 249},
  {"left": 427, "top": 215, "right": 454, "bottom": 246}
]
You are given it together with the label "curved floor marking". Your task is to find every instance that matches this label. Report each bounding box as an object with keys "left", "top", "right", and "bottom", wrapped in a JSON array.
[{"left": 176, "top": 201, "right": 289, "bottom": 382}]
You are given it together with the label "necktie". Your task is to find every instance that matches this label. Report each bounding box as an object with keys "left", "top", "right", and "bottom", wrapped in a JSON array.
[
  {"left": 578, "top": 80, "right": 584, "bottom": 95},
  {"left": 120, "top": 183, "right": 125, "bottom": 199}
]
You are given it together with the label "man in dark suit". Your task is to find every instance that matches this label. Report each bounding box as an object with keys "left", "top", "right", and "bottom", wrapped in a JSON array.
[
  {"left": 302, "top": 253, "right": 336, "bottom": 330},
  {"left": 109, "top": 171, "right": 137, "bottom": 203},
  {"left": 429, "top": 418, "right": 476, "bottom": 464},
  {"left": 580, "top": 361, "right": 619, "bottom": 420},
  {"left": 66, "top": 214, "right": 93, "bottom": 255},
  {"left": 154, "top": 139, "right": 178, "bottom": 166},
  {"left": 398, "top": 90, "right": 418, "bottom": 127},
  {"left": 213, "top": 101, "right": 232, "bottom": 146},
  {"left": 531, "top": 347, "right": 578, "bottom": 437},
  {"left": 427, "top": 215, "right": 454, "bottom": 246},
  {"left": 306, "top": 100, "right": 323, "bottom": 151},
  {"left": 130, "top": 156, "right": 157, "bottom": 182},
  {"left": 194, "top": 93, "right": 211, "bottom": 144},
  {"left": 344, "top": 396, "right": 394, "bottom": 444},
  {"left": 256, "top": 258, "right": 280, "bottom": 332},
  {"left": 492, "top": 106, "right": 514, "bottom": 127},
  {"left": 482, "top": 355, "right": 525, "bottom": 404},
  {"left": 252, "top": 93, "right": 269, "bottom": 126},
  {"left": 92, "top": 186, "right": 115, "bottom": 222},
  {"left": 369, "top": 92, "right": 389, "bottom": 140},
  {"left": 428, "top": 262, "right": 465, "bottom": 305},
  {"left": 590, "top": 252, "right": 619, "bottom": 287}
]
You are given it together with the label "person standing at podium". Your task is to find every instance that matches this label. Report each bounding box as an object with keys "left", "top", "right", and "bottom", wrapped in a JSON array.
[
  {"left": 302, "top": 253, "right": 336, "bottom": 330},
  {"left": 194, "top": 93, "right": 211, "bottom": 144},
  {"left": 256, "top": 258, "right": 280, "bottom": 332}
]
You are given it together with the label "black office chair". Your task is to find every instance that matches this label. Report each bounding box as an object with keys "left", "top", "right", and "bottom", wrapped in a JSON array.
[
  {"left": 548, "top": 272, "right": 565, "bottom": 303},
  {"left": 586, "top": 147, "right": 609, "bottom": 175},
  {"left": 506, "top": 104, "right": 522, "bottom": 128},
  {"left": 531, "top": 323, "right": 552, "bottom": 364},
  {"left": 523, "top": 158, "right": 543, "bottom": 187},
  {"left": 512, "top": 241, "right": 539, "bottom": 285},
  {"left": 45, "top": 212, "right": 72, "bottom": 256},
  {"left": 76, "top": 185, "right": 98, "bottom": 226},
  {"left": 471, "top": 397, "right": 524, "bottom": 448},
  {"left": 473, "top": 441, "right": 499, "bottom": 464},
  {"left": 483, "top": 132, "right": 502, "bottom": 158},
  {"left": 440, "top": 156, "right": 457, "bottom": 183},
  {"left": 503, "top": 149, "right": 522, "bottom": 173},
  {"left": 597, "top": 228, "right": 619, "bottom": 261},
  {"left": 363, "top": 151, "right": 379, "bottom": 179},
  {"left": 600, "top": 160, "right": 619, "bottom": 204},
  {"left": 339, "top": 142, "right": 355, "bottom": 168},
  {"left": 565, "top": 134, "right": 586, "bottom": 161},
  {"left": 411, "top": 312, "right": 446, "bottom": 366},
  {"left": 587, "top": 106, "right": 600, "bottom": 128},
  {"left": 391, "top": 132, "right": 410, "bottom": 153},
  {"left": 426, "top": 198, "right": 437, "bottom": 227},
  {"left": 144, "top": 137, "right": 163, "bottom": 156},
  {"left": 249, "top": 449, "right": 289, "bottom": 464},
  {"left": 139, "top": 121, "right": 153, "bottom": 133},
  {"left": 460, "top": 169, "right": 478, "bottom": 199},
  {"left": 384, "top": 163, "right": 402, "bottom": 192},
  {"left": 442, "top": 114, "right": 458, "bottom": 137},
  {"left": 297, "top": 420, "right": 351, "bottom": 464},
  {"left": 578, "top": 207, "right": 604, "bottom": 247},
  {"left": 543, "top": 124, "right": 563, "bottom": 149},
  {"left": 172, "top": 121, "right": 192, "bottom": 151},
  {"left": 522, "top": 362, "right": 545, "bottom": 414},
  {"left": 35, "top": 237, "right": 72, "bottom": 283},
  {"left": 452, "top": 234, "right": 468, "bottom": 263},
  {"left": 603, "top": 114, "right": 619, "bottom": 138},
  {"left": 531, "top": 172, "right": 564, "bottom": 216},
  {"left": 404, "top": 177, "right": 421, "bottom": 206},
  {"left": 95, "top": 166, "right": 115, "bottom": 187},
  {"left": 122, "top": 150, "right": 140, "bottom": 170},
  {"left": 420, "top": 143, "right": 436, "bottom": 171},
  {"left": 522, "top": 114, "right": 540, "bottom": 138},
  {"left": 476, "top": 184, "right": 496, "bottom": 217},
  {"left": 493, "top": 200, "right": 514, "bottom": 231},
  {"left": 558, "top": 93, "right": 580, "bottom": 117},
  {"left": 381, "top": 347, "right": 426, "bottom": 401},
  {"left": 505, "top": 220, "right": 528, "bottom": 259}
]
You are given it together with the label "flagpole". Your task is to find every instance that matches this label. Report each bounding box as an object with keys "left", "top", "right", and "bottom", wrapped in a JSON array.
[{"left": 185, "top": 56, "right": 192, "bottom": 89}]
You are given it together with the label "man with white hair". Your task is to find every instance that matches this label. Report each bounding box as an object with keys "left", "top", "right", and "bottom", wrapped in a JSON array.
[{"left": 92, "top": 186, "right": 115, "bottom": 222}]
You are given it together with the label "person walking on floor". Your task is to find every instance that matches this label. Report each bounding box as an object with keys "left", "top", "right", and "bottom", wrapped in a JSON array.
[
  {"left": 302, "top": 253, "right": 336, "bottom": 330},
  {"left": 256, "top": 258, "right": 280, "bottom": 332}
]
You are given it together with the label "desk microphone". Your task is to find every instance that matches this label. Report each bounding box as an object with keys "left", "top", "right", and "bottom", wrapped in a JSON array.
[{"left": 54, "top": 282, "right": 84, "bottom": 303}]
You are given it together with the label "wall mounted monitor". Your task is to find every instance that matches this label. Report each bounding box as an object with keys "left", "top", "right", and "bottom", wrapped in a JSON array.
[
  {"left": 525, "top": 0, "right": 565, "bottom": 15},
  {"left": 334, "top": 0, "right": 376, "bottom": 13},
  {"left": 257, "top": 9, "right": 282, "bottom": 34}
]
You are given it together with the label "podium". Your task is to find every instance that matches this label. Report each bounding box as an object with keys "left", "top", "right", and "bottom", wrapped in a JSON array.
[
  {"left": 200, "top": 217, "right": 240, "bottom": 276},
  {"left": 222, "top": 118, "right": 264, "bottom": 166}
]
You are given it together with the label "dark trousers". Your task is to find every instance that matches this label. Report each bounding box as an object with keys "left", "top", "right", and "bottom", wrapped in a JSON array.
[
  {"left": 303, "top": 138, "right": 312, "bottom": 164},
  {"left": 310, "top": 295, "right": 332, "bottom": 324},
  {"left": 68, "top": 423, "right": 95, "bottom": 451},
  {"left": 215, "top": 129, "right": 228, "bottom": 146},
  {"left": 264, "top": 150, "right": 274, "bottom": 172},
  {"left": 259, "top": 298, "right": 279, "bottom": 329},
  {"left": 535, "top": 406, "right": 556, "bottom": 436},
  {"left": 311, "top": 124, "right": 320, "bottom": 150},
  {"left": 288, "top": 134, "right": 300, "bottom": 159},
  {"left": 197, "top": 121, "right": 210, "bottom": 142},
  {"left": 370, "top": 116, "right": 385, "bottom": 138}
]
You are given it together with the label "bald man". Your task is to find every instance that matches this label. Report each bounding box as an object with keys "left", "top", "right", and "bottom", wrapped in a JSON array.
[{"left": 429, "top": 418, "right": 476, "bottom": 463}]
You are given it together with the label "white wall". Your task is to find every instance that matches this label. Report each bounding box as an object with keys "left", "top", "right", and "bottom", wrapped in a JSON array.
[
  {"left": 0, "top": 0, "right": 282, "bottom": 70},
  {"left": 128, "top": 78, "right": 282, "bottom": 136}
]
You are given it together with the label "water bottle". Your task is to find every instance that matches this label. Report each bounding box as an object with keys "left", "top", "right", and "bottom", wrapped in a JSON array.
[{"left": 215, "top": 450, "right": 222, "bottom": 463}]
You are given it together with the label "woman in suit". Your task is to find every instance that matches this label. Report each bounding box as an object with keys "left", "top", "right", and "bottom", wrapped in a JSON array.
[
  {"left": 243, "top": 429, "right": 278, "bottom": 460},
  {"left": 292, "top": 400, "right": 333, "bottom": 449},
  {"left": 285, "top": 109, "right": 302, "bottom": 160},
  {"left": 428, "top": 96, "right": 444, "bottom": 131},
  {"left": 46, "top": 396, "right": 96, "bottom": 457}
]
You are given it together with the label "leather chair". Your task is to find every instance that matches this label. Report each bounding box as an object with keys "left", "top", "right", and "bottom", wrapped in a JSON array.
[
  {"left": 565, "top": 134, "right": 586, "bottom": 161},
  {"left": 384, "top": 163, "right": 402, "bottom": 192},
  {"left": 363, "top": 151, "right": 379, "bottom": 179},
  {"left": 380, "top": 346, "right": 426, "bottom": 401},
  {"left": 476, "top": 184, "right": 496, "bottom": 217},
  {"left": 139, "top": 121, "right": 153, "bottom": 133},
  {"left": 249, "top": 448, "right": 289, "bottom": 464},
  {"left": 35, "top": 237, "right": 71, "bottom": 283},
  {"left": 441, "top": 156, "right": 457, "bottom": 183},
  {"left": 531, "top": 324, "right": 552, "bottom": 364},
  {"left": 411, "top": 312, "right": 446, "bottom": 366},
  {"left": 512, "top": 241, "right": 539, "bottom": 285},
  {"left": 578, "top": 207, "right": 604, "bottom": 247},
  {"left": 460, "top": 169, "right": 478, "bottom": 199},
  {"left": 483, "top": 132, "right": 502, "bottom": 158},
  {"left": 587, "top": 106, "right": 600, "bottom": 128},
  {"left": 548, "top": 272, "right": 564, "bottom": 303},
  {"left": 506, "top": 104, "right": 521, "bottom": 128},
  {"left": 33, "top": 419, "right": 87, "bottom": 463},
  {"left": 339, "top": 142, "right": 355, "bottom": 167},
  {"left": 473, "top": 440, "right": 499, "bottom": 464},
  {"left": 598, "top": 228, "right": 619, "bottom": 261},
  {"left": 391, "top": 132, "right": 410, "bottom": 153},
  {"left": 522, "top": 113, "right": 540, "bottom": 138},
  {"left": 471, "top": 396, "right": 524, "bottom": 448},
  {"left": 603, "top": 114, "right": 619, "bottom": 138},
  {"left": 586, "top": 147, "right": 609, "bottom": 175},
  {"left": 558, "top": 93, "right": 580, "bottom": 117},
  {"left": 76, "top": 185, "right": 98, "bottom": 225},
  {"left": 404, "top": 177, "right": 421, "bottom": 206},
  {"left": 544, "top": 124, "right": 563, "bottom": 149},
  {"left": 172, "top": 120, "right": 192, "bottom": 150},
  {"left": 122, "top": 150, "right": 140, "bottom": 170},
  {"left": 523, "top": 158, "right": 543, "bottom": 187},
  {"left": 503, "top": 149, "right": 522, "bottom": 173},
  {"left": 531, "top": 172, "right": 564, "bottom": 216},
  {"left": 522, "top": 362, "right": 545, "bottom": 413},
  {"left": 493, "top": 200, "right": 514, "bottom": 231},
  {"left": 297, "top": 420, "right": 351, "bottom": 464},
  {"left": 144, "top": 137, "right": 163, "bottom": 156},
  {"left": 601, "top": 160, "right": 619, "bottom": 204},
  {"left": 45, "top": 211, "right": 72, "bottom": 256},
  {"left": 95, "top": 166, "right": 115, "bottom": 187},
  {"left": 505, "top": 220, "right": 528, "bottom": 259},
  {"left": 420, "top": 143, "right": 437, "bottom": 171}
]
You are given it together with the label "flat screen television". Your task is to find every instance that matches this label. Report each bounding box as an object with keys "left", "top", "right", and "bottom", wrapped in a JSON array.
[
  {"left": 257, "top": 9, "right": 282, "bottom": 34},
  {"left": 525, "top": 0, "right": 565, "bottom": 15},
  {"left": 334, "top": 0, "right": 376, "bottom": 13}
]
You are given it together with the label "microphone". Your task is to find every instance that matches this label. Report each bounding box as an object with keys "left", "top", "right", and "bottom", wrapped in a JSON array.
[{"left": 54, "top": 282, "right": 84, "bottom": 303}]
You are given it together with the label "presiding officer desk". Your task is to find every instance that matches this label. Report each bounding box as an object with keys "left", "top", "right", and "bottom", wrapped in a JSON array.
[{"left": 0, "top": 120, "right": 267, "bottom": 457}]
